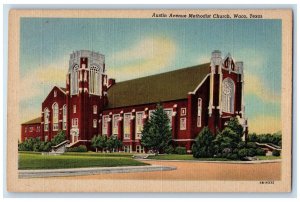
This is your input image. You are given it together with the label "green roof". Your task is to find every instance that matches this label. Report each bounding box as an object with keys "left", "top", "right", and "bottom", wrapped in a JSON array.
[
  {"left": 106, "top": 63, "right": 210, "bottom": 109},
  {"left": 22, "top": 117, "right": 41, "bottom": 125}
]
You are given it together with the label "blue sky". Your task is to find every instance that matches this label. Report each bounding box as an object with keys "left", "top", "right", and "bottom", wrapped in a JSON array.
[{"left": 20, "top": 18, "right": 282, "bottom": 133}]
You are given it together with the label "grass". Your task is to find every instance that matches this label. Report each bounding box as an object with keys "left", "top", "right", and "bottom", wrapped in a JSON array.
[
  {"left": 18, "top": 152, "right": 148, "bottom": 170},
  {"left": 256, "top": 155, "right": 281, "bottom": 160},
  {"left": 147, "top": 154, "right": 229, "bottom": 161},
  {"left": 147, "top": 154, "right": 281, "bottom": 161}
]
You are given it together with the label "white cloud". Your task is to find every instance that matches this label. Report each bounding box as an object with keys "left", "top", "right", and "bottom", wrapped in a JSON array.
[
  {"left": 244, "top": 73, "right": 280, "bottom": 103},
  {"left": 20, "top": 56, "right": 69, "bottom": 122},
  {"left": 107, "top": 36, "right": 176, "bottom": 81}
]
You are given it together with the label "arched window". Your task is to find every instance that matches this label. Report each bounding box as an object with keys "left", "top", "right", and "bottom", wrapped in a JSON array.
[
  {"left": 71, "top": 64, "right": 79, "bottom": 95},
  {"left": 89, "top": 65, "right": 101, "bottom": 95},
  {"left": 222, "top": 78, "right": 235, "bottom": 113},
  {"left": 52, "top": 103, "right": 59, "bottom": 131},
  {"left": 44, "top": 108, "right": 49, "bottom": 131},
  {"left": 62, "top": 104, "right": 67, "bottom": 130}
]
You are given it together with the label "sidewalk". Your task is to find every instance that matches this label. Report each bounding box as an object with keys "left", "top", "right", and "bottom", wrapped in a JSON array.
[{"left": 18, "top": 164, "right": 177, "bottom": 178}]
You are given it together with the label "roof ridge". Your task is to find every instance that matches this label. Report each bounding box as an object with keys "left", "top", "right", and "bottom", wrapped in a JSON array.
[{"left": 112, "top": 63, "right": 210, "bottom": 85}]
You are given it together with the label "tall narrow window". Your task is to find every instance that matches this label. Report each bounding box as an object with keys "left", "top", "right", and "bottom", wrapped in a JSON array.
[
  {"left": 197, "top": 98, "right": 202, "bottom": 127},
  {"left": 89, "top": 65, "right": 101, "bottom": 95},
  {"left": 222, "top": 78, "right": 235, "bottom": 114},
  {"left": 112, "top": 114, "right": 120, "bottom": 135},
  {"left": 123, "top": 113, "right": 131, "bottom": 139},
  {"left": 93, "top": 105, "right": 97, "bottom": 114},
  {"left": 180, "top": 118, "right": 186, "bottom": 130},
  {"left": 44, "top": 108, "right": 49, "bottom": 131},
  {"left": 72, "top": 118, "right": 78, "bottom": 127},
  {"left": 135, "top": 112, "right": 144, "bottom": 139},
  {"left": 102, "top": 115, "right": 109, "bottom": 135},
  {"left": 52, "top": 103, "right": 59, "bottom": 131},
  {"left": 73, "top": 105, "right": 76, "bottom": 113},
  {"left": 71, "top": 64, "right": 79, "bottom": 95},
  {"left": 93, "top": 119, "right": 97, "bottom": 128},
  {"left": 62, "top": 105, "right": 67, "bottom": 130},
  {"left": 164, "top": 109, "right": 173, "bottom": 127}
]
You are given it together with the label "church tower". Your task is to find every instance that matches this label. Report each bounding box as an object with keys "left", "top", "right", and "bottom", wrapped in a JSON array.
[{"left": 66, "top": 50, "right": 107, "bottom": 143}]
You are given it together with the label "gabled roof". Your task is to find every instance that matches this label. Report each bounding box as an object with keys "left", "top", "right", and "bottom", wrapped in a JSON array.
[
  {"left": 22, "top": 117, "right": 41, "bottom": 125},
  {"left": 58, "top": 87, "right": 67, "bottom": 93},
  {"left": 106, "top": 63, "right": 210, "bottom": 109}
]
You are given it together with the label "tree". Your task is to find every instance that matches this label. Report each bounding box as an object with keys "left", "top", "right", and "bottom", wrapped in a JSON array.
[
  {"left": 91, "top": 134, "right": 108, "bottom": 152},
  {"left": 141, "top": 104, "right": 172, "bottom": 153},
  {"left": 107, "top": 135, "right": 123, "bottom": 152},
  {"left": 226, "top": 117, "right": 243, "bottom": 138},
  {"left": 51, "top": 130, "right": 66, "bottom": 146},
  {"left": 192, "top": 127, "right": 215, "bottom": 158},
  {"left": 214, "top": 127, "right": 241, "bottom": 156}
]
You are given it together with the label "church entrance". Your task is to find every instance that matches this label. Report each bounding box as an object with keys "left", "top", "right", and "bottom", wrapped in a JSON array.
[{"left": 70, "top": 128, "right": 79, "bottom": 143}]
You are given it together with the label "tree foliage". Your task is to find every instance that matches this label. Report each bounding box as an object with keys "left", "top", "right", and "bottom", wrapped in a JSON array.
[
  {"left": 141, "top": 104, "right": 172, "bottom": 153},
  {"left": 91, "top": 134, "right": 122, "bottom": 152},
  {"left": 248, "top": 132, "right": 282, "bottom": 146},
  {"left": 192, "top": 127, "right": 215, "bottom": 158}
]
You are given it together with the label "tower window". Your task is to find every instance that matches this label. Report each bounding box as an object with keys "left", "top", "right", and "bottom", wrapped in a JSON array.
[
  {"left": 54, "top": 90, "right": 57, "bottom": 97},
  {"left": 71, "top": 64, "right": 79, "bottom": 95},
  {"left": 89, "top": 65, "right": 101, "bottom": 96},
  {"left": 73, "top": 105, "right": 76, "bottom": 113}
]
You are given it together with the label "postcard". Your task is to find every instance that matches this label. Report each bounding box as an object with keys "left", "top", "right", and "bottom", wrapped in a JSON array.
[{"left": 7, "top": 9, "right": 292, "bottom": 192}]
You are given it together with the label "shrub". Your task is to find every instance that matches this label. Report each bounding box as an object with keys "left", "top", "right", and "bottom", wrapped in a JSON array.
[
  {"left": 256, "top": 148, "right": 266, "bottom": 156},
  {"left": 227, "top": 153, "right": 239, "bottom": 160},
  {"left": 272, "top": 150, "right": 281, "bottom": 156},
  {"left": 175, "top": 147, "right": 186, "bottom": 155},
  {"left": 164, "top": 145, "right": 175, "bottom": 154},
  {"left": 248, "top": 148, "right": 256, "bottom": 157},
  {"left": 67, "top": 145, "right": 87, "bottom": 152},
  {"left": 246, "top": 142, "right": 257, "bottom": 149},
  {"left": 238, "top": 148, "right": 248, "bottom": 159}
]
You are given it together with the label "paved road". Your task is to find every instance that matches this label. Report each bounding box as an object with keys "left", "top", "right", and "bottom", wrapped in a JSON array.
[{"left": 55, "top": 160, "right": 281, "bottom": 181}]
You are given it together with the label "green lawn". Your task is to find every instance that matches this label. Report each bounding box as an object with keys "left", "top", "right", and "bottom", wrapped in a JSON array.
[
  {"left": 18, "top": 152, "right": 148, "bottom": 170},
  {"left": 147, "top": 154, "right": 281, "bottom": 161},
  {"left": 256, "top": 155, "right": 281, "bottom": 160},
  {"left": 147, "top": 154, "right": 229, "bottom": 161}
]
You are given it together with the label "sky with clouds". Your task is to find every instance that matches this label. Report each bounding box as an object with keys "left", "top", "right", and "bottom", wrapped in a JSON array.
[{"left": 20, "top": 18, "right": 282, "bottom": 134}]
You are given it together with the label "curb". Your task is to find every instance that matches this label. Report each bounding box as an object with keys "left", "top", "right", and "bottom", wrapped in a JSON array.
[
  {"left": 140, "top": 159, "right": 282, "bottom": 164},
  {"left": 18, "top": 164, "right": 177, "bottom": 178}
]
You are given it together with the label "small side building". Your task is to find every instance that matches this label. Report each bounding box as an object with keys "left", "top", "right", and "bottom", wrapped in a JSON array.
[{"left": 21, "top": 117, "right": 42, "bottom": 142}]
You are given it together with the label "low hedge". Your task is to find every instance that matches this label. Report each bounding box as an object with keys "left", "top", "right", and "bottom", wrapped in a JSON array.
[
  {"left": 67, "top": 145, "right": 88, "bottom": 152},
  {"left": 175, "top": 147, "right": 186, "bottom": 155}
]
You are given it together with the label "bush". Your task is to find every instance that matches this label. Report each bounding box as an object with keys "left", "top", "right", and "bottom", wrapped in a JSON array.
[
  {"left": 227, "top": 153, "right": 239, "bottom": 160},
  {"left": 175, "top": 147, "right": 186, "bottom": 155},
  {"left": 256, "top": 148, "right": 266, "bottom": 156},
  {"left": 248, "top": 148, "right": 256, "bottom": 157},
  {"left": 164, "top": 145, "right": 175, "bottom": 154},
  {"left": 238, "top": 148, "right": 248, "bottom": 159},
  {"left": 67, "top": 145, "right": 87, "bottom": 152},
  {"left": 272, "top": 150, "right": 281, "bottom": 156}
]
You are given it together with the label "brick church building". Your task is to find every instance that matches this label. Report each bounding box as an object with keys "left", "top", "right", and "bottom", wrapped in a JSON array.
[{"left": 21, "top": 50, "right": 248, "bottom": 153}]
